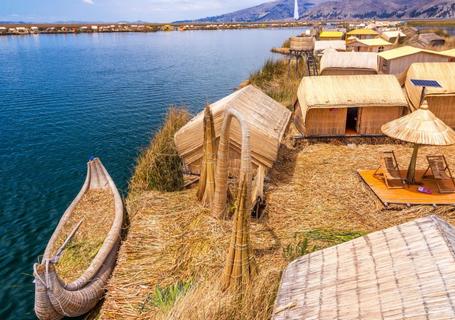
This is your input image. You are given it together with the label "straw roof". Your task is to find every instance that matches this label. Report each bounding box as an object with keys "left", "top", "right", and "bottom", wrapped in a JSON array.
[
  {"left": 354, "top": 38, "right": 392, "bottom": 47},
  {"left": 297, "top": 74, "right": 407, "bottom": 122},
  {"left": 380, "top": 30, "right": 406, "bottom": 41},
  {"left": 319, "top": 31, "right": 343, "bottom": 38},
  {"left": 405, "top": 63, "right": 455, "bottom": 110},
  {"left": 319, "top": 50, "right": 378, "bottom": 74},
  {"left": 378, "top": 45, "right": 452, "bottom": 60},
  {"left": 346, "top": 28, "right": 378, "bottom": 36},
  {"left": 273, "top": 215, "right": 455, "bottom": 319},
  {"left": 442, "top": 49, "right": 455, "bottom": 58},
  {"left": 314, "top": 40, "right": 346, "bottom": 52},
  {"left": 381, "top": 102, "right": 455, "bottom": 146},
  {"left": 174, "top": 85, "right": 291, "bottom": 171}
]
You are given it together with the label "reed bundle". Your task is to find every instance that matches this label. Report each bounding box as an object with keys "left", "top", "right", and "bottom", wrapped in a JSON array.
[{"left": 196, "top": 105, "right": 217, "bottom": 207}]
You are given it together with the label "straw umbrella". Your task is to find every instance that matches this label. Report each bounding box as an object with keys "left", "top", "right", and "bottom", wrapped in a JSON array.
[
  {"left": 381, "top": 102, "right": 455, "bottom": 184},
  {"left": 197, "top": 105, "right": 217, "bottom": 207}
]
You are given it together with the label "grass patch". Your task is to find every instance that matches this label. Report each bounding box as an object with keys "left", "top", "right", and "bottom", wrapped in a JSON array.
[
  {"left": 303, "top": 229, "right": 366, "bottom": 246},
  {"left": 129, "top": 107, "right": 190, "bottom": 192},
  {"left": 140, "top": 280, "right": 193, "bottom": 313},
  {"left": 249, "top": 58, "right": 303, "bottom": 109}
]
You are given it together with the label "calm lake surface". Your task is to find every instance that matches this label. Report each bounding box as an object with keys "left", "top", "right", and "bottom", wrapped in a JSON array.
[{"left": 0, "top": 28, "right": 306, "bottom": 319}]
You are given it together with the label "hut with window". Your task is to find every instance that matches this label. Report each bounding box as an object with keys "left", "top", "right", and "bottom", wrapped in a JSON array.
[
  {"left": 294, "top": 74, "right": 408, "bottom": 137},
  {"left": 273, "top": 216, "right": 455, "bottom": 320},
  {"left": 418, "top": 33, "right": 446, "bottom": 47},
  {"left": 174, "top": 85, "right": 291, "bottom": 175},
  {"left": 405, "top": 63, "right": 455, "bottom": 128},
  {"left": 346, "top": 28, "right": 379, "bottom": 40},
  {"left": 347, "top": 37, "right": 393, "bottom": 52},
  {"left": 319, "top": 50, "right": 378, "bottom": 75},
  {"left": 378, "top": 46, "right": 452, "bottom": 75},
  {"left": 319, "top": 30, "right": 343, "bottom": 40}
]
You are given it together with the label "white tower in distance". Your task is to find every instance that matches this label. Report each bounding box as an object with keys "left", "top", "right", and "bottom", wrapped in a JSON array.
[{"left": 294, "top": 0, "right": 299, "bottom": 20}]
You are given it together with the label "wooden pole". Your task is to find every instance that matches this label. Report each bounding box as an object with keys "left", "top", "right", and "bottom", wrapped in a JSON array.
[{"left": 406, "top": 144, "right": 420, "bottom": 184}]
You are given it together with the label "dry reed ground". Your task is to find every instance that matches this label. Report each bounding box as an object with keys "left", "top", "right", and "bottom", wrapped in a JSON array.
[{"left": 100, "top": 122, "right": 455, "bottom": 319}]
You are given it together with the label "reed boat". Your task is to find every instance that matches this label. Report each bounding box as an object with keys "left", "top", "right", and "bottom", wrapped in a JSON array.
[{"left": 33, "top": 158, "right": 123, "bottom": 320}]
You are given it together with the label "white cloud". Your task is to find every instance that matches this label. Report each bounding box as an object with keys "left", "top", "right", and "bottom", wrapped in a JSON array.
[{"left": 83, "top": 0, "right": 94, "bottom": 5}]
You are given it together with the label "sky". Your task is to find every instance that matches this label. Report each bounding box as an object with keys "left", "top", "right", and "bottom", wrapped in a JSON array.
[{"left": 0, "top": 0, "right": 268, "bottom": 23}]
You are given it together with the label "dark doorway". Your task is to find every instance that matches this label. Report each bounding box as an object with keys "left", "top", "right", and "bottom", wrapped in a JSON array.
[{"left": 346, "top": 107, "right": 359, "bottom": 134}]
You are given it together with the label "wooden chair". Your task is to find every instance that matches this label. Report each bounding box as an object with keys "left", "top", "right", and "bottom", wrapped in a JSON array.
[
  {"left": 374, "top": 151, "right": 406, "bottom": 189},
  {"left": 423, "top": 155, "right": 455, "bottom": 194}
]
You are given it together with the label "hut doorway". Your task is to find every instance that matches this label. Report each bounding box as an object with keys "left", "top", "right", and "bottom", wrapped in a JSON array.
[{"left": 345, "top": 107, "right": 359, "bottom": 135}]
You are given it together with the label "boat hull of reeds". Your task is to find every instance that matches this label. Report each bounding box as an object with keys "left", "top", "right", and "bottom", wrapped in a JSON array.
[{"left": 33, "top": 158, "right": 123, "bottom": 320}]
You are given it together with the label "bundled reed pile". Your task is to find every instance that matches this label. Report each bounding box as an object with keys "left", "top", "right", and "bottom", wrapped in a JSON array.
[
  {"left": 196, "top": 105, "right": 217, "bottom": 207},
  {"left": 130, "top": 107, "right": 190, "bottom": 192}
]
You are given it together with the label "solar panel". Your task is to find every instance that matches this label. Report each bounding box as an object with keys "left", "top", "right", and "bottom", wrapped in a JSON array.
[{"left": 410, "top": 79, "right": 442, "bottom": 88}]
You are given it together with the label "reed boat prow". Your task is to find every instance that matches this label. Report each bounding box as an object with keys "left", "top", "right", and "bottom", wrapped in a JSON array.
[{"left": 34, "top": 157, "right": 123, "bottom": 320}]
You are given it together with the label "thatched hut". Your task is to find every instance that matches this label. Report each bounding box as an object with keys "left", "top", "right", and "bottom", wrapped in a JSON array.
[
  {"left": 347, "top": 37, "right": 393, "bottom": 52},
  {"left": 174, "top": 85, "right": 291, "bottom": 175},
  {"left": 294, "top": 74, "right": 408, "bottom": 137},
  {"left": 418, "top": 33, "right": 446, "bottom": 47},
  {"left": 273, "top": 216, "right": 455, "bottom": 319},
  {"left": 314, "top": 40, "right": 346, "bottom": 55},
  {"left": 405, "top": 63, "right": 455, "bottom": 128},
  {"left": 289, "top": 36, "right": 315, "bottom": 51},
  {"left": 346, "top": 28, "right": 378, "bottom": 40},
  {"left": 378, "top": 46, "right": 452, "bottom": 75},
  {"left": 380, "top": 30, "right": 406, "bottom": 43},
  {"left": 319, "top": 50, "right": 378, "bottom": 75}
]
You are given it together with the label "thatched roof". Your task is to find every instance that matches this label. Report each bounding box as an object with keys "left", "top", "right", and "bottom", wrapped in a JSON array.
[
  {"left": 382, "top": 102, "right": 455, "bottom": 146},
  {"left": 442, "top": 49, "right": 455, "bottom": 58},
  {"left": 319, "top": 31, "right": 343, "bottom": 38},
  {"left": 352, "top": 37, "right": 392, "bottom": 47},
  {"left": 380, "top": 30, "right": 406, "bottom": 41},
  {"left": 378, "top": 46, "right": 452, "bottom": 60},
  {"left": 174, "top": 85, "right": 291, "bottom": 171},
  {"left": 346, "top": 28, "right": 378, "bottom": 36},
  {"left": 319, "top": 50, "right": 379, "bottom": 74},
  {"left": 405, "top": 63, "right": 455, "bottom": 110},
  {"left": 418, "top": 33, "right": 445, "bottom": 45},
  {"left": 297, "top": 74, "right": 407, "bottom": 123},
  {"left": 314, "top": 40, "right": 346, "bottom": 52},
  {"left": 273, "top": 215, "right": 455, "bottom": 319}
]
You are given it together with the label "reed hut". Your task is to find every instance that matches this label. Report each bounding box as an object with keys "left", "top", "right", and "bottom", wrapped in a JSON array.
[
  {"left": 418, "top": 33, "right": 446, "bottom": 47},
  {"left": 346, "top": 28, "right": 379, "bottom": 40},
  {"left": 289, "top": 36, "right": 315, "bottom": 51},
  {"left": 378, "top": 46, "right": 452, "bottom": 75},
  {"left": 273, "top": 215, "right": 455, "bottom": 320},
  {"left": 294, "top": 74, "right": 408, "bottom": 137},
  {"left": 319, "top": 50, "right": 378, "bottom": 75},
  {"left": 314, "top": 40, "right": 346, "bottom": 55},
  {"left": 174, "top": 85, "right": 291, "bottom": 175},
  {"left": 380, "top": 30, "right": 406, "bottom": 43},
  {"left": 405, "top": 63, "right": 455, "bottom": 128},
  {"left": 347, "top": 37, "right": 393, "bottom": 52}
]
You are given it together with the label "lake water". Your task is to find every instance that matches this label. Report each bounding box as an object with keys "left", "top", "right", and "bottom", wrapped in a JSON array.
[{"left": 0, "top": 28, "right": 306, "bottom": 319}]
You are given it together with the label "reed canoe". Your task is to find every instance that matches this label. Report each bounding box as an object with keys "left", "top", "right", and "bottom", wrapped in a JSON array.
[{"left": 33, "top": 158, "right": 123, "bottom": 320}]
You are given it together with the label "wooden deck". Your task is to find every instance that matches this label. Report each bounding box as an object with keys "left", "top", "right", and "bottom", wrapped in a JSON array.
[{"left": 358, "top": 169, "right": 455, "bottom": 206}]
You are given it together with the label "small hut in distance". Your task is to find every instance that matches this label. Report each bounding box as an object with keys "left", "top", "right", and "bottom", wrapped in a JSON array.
[
  {"left": 294, "top": 74, "right": 408, "bottom": 137},
  {"left": 174, "top": 85, "right": 291, "bottom": 175},
  {"left": 346, "top": 28, "right": 379, "bottom": 40},
  {"left": 405, "top": 63, "right": 455, "bottom": 128},
  {"left": 418, "top": 33, "right": 446, "bottom": 47}
]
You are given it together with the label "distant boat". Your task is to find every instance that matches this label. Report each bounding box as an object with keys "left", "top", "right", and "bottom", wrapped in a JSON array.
[{"left": 33, "top": 158, "right": 123, "bottom": 320}]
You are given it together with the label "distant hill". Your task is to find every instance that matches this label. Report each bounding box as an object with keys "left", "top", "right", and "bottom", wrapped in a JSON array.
[{"left": 192, "top": 0, "right": 454, "bottom": 22}]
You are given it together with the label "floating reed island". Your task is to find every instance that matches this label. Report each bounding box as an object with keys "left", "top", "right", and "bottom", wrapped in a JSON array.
[{"left": 95, "top": 27, "right": 455, "bottom": 318}]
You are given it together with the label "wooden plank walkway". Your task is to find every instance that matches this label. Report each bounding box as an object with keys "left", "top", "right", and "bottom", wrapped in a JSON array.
[{"left": 358, "top": 169, "right": 455, "bottom": 206}]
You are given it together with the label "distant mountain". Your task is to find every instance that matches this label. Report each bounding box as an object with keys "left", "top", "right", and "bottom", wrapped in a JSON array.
[{"left": 193, "top": 0, "right": 454, "bottom": 22}]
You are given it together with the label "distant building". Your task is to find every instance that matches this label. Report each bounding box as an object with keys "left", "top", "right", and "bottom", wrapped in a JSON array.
[
  {"left": 380, "top": 30, "right": 406, "bottom": 43},
  {"left": 319, "top": 30, "right": 344, "bottom": 40},
  {"left": 418, "top": 33, "right": 446, "bottom": 47},
  {"left": 347, "top": 37, "right": 393, "bottom": 52},
  {"left": 346, "top": 28, "right": 378, "bottom": 40},
  {"left": 0, "top": 27, "right": 7, "bottom": 34}
]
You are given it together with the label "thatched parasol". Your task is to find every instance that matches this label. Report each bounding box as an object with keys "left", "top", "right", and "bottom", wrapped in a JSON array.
[
  {"left": 381, "top": 103, "right": 455, "bottom": 184},
  {"left": 197, "top": 105, "right": 217, "bottom": 207}
]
